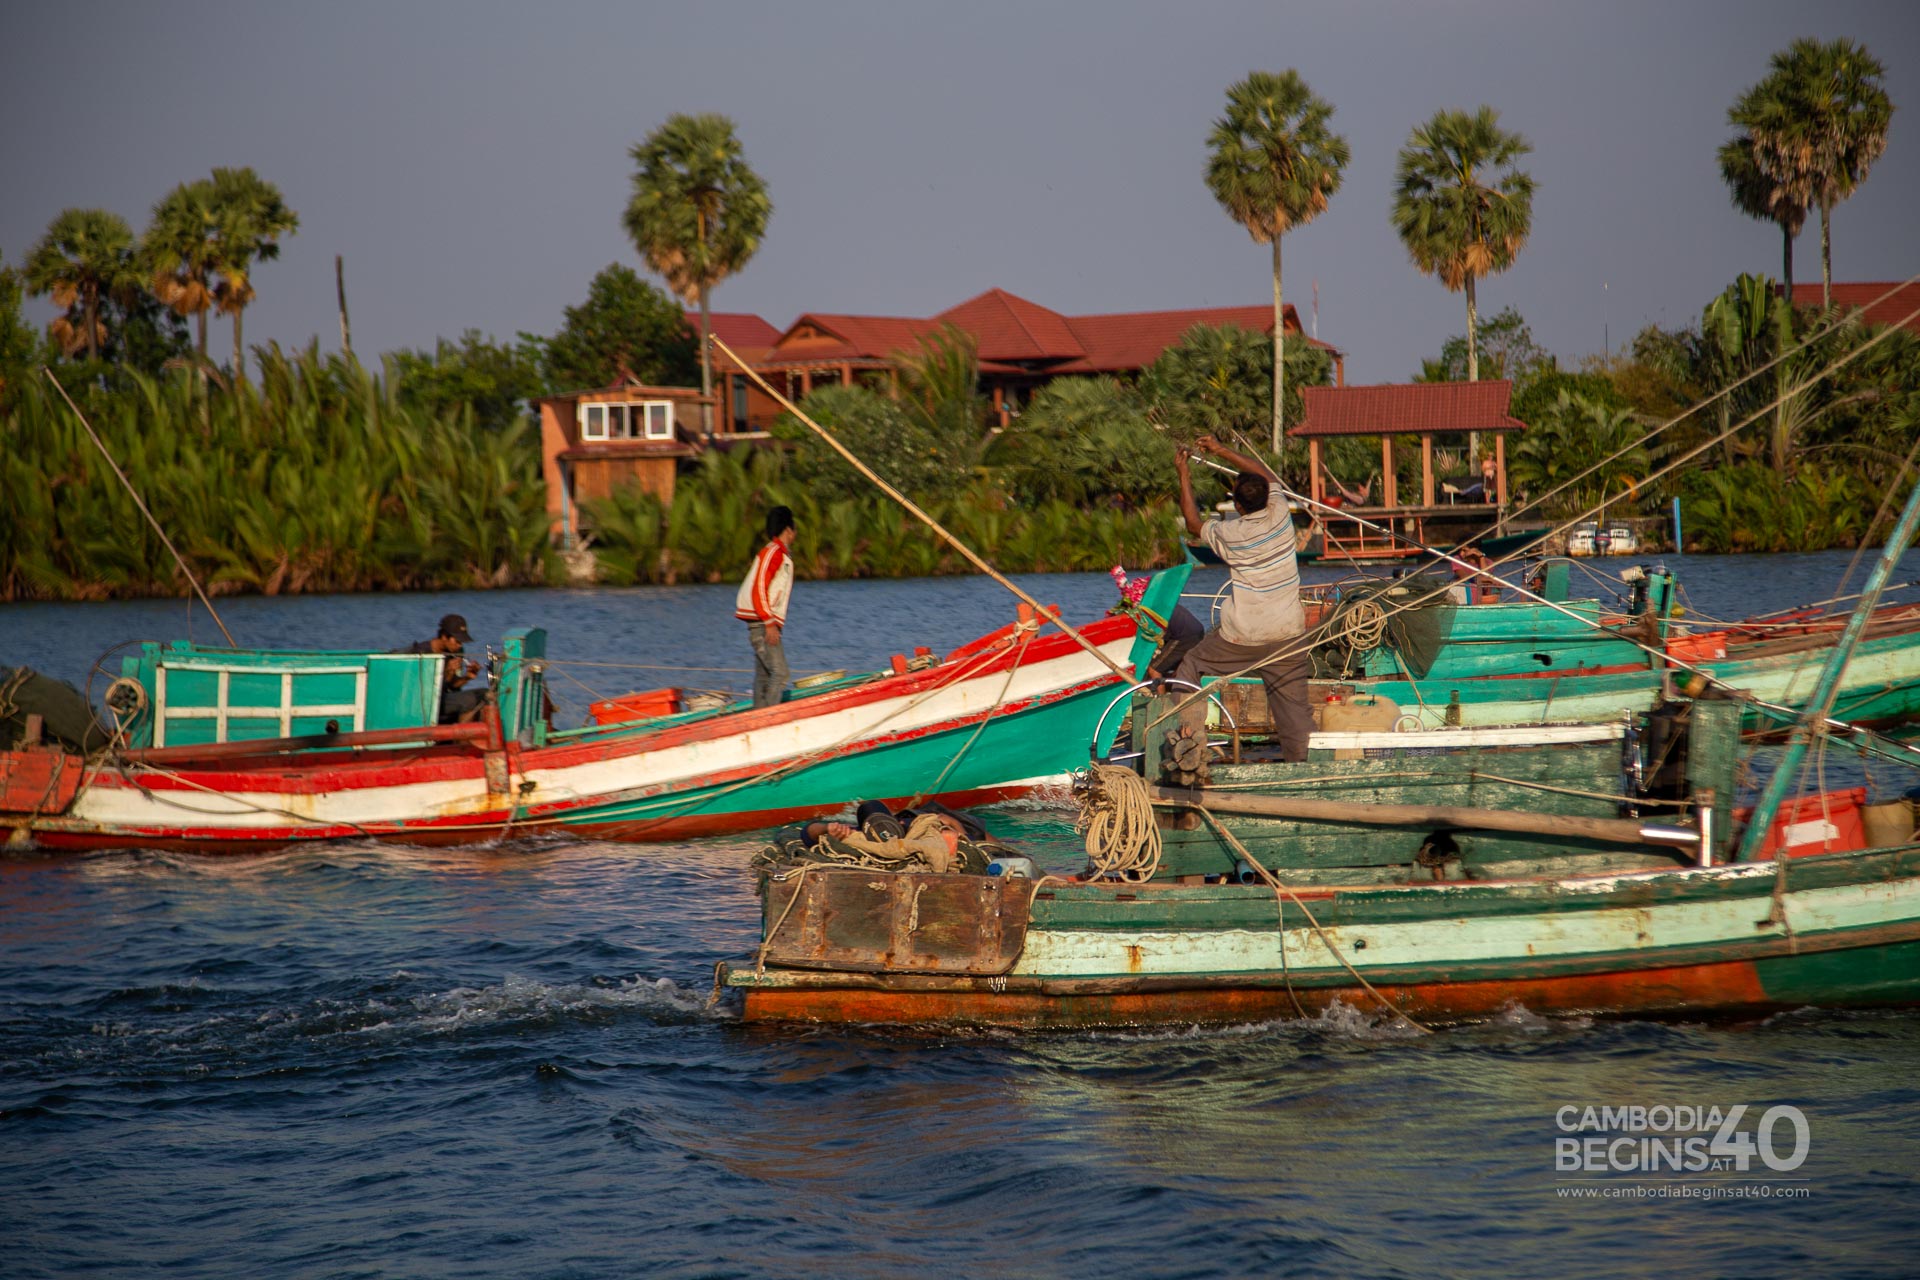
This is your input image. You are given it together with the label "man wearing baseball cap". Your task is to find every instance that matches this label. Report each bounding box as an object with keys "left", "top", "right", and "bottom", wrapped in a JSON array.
[{"left": 395, "top": 614, "right": 483, "bottom": 721}]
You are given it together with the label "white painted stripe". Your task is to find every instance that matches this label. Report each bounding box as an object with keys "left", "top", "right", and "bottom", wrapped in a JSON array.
[{"left": 1014, "top": 868, "right": 1920, "bottom": 980}]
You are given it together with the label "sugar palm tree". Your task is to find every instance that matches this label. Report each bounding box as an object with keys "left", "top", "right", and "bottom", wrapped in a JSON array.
[
  {"left": 1776, "top": 38, "right": 1894, "bottom": 309},
  {"left": 1716, "top": 132, "right": 1808, "bottom": 302},
  {"left": 24, "top": 208, "right": 140, "bottom": 362},
  {"left": 1391, "top": 107, "right": 1535, "bottom": 386},
  {"left": 145, "top": 178, "right": 222, "bottom": 375},
  {"left": 623, "top": 114, "right": 771, "bottom": 437},
  {"left": 1205, "top": 70, "right": 1348, "bottom": 450},
  {"left": 207, "top": 167, "right": 299, "bottom": 381},
  {"left": 1728, "top": 41, "right": 1894, "bottom": 311}
]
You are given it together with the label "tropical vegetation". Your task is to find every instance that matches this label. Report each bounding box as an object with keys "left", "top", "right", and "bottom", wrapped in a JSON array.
[
  {"left": 1, "top": 347, "right": 550, "bottom": 601},
  {"left": 4, "top": 40, "right": 1910, "bottom": 600}
]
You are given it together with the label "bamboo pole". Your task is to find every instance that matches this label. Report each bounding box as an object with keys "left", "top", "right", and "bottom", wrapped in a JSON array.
[
  {"left": 1155, "top": 785, "right": 1699, "bottom": 850},
  {"left": 708, "top": 334, "right": 1131, "bottom": 680},
  {"left": 43, "top": 368, "right": 237, "bottom": 646},
  {"left": 1734, "top": 471, "right": 1920, "bottom": 862}
]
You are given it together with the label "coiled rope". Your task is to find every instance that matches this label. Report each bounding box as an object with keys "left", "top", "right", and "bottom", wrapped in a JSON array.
[
  {"left": 1333, "top": 598, "right": 1389, "bottom": 652},
  {"left": 1077, "top": 763, "right": 1162, "bottom": 882}
]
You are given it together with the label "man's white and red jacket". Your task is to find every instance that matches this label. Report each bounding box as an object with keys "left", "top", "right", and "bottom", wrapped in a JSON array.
[{"left": 734, "top": 539, "right": 793, "bottom": 626}]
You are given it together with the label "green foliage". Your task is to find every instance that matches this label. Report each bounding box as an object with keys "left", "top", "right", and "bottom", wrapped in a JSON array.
[
  {"left": 1141, "top": 324, "right": 1328, "bottom": 442},
  {"left": 0, "top": 256, "right": 50, "bottom": 404},
  {"left": 388, "top": 330, "right": 547, "bottom": 432},
  {"left": 1508, "top": 391, "right": 1650, "bottom": 517},
  {"left": 896, "top": 324, "right": 995, "bottom": 466},
  {"left": 769, "top": 384, "right": 956, "bottom": 499},
  {"left": 582, "top": 446, "right": 1186, "bottom": 586},
  {"left": 996, "top": 376, "right": 1172, "bottom": 507},
  {"left": 535, "top": 263, "right": 698, "bottom": 392},
  {"left": 1681, "top": 463, "right": 1867, "bottom": 553},
  {"left": 1, "top": 346, "right": 551, "bottom": 601},
  {"left": 1418, "top": 306, "right": 1552, "bottom": 384},
  {"left": 1511, "top": 368, "right": 1627, "bottom": 431}
]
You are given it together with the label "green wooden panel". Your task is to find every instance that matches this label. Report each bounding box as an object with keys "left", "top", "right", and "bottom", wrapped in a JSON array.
[
  {"left": 1154, "top": 743, "right": 1625, "bottom": 878},
  {"left": 225, "top": 716, "right": 285, "bottom": 742},
  {"left": 363, "top": 656, "right": 440, "bottom": 730},
  {"left": 498, "top": 628, "right": 549, "bottom": 744},
  {"left": 227, "top": 670, "right": 283, "bottom": 708}
]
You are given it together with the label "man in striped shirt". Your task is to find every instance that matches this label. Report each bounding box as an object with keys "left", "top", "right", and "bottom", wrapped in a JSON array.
[
  {"left": 735, "top": 506, "right": 797, "bottom": 708},
  {"left": 1172, "top": 436, "right": 1312, "bottom": 761}
]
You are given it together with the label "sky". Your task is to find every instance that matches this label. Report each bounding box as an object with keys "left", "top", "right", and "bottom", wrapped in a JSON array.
[{"left": 4, "top": 1, "right": 1917, "bottom": 386}]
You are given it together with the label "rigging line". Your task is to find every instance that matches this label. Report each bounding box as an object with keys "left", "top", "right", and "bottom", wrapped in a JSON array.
[
  {"left": 1191, "top": 806, "right": 1431, "bottom": 1035},
  {"left": 1490, "top": 271, "right": 1920, "bottom": 534},
  {"left": 492, "top": 633, "right": 1035, "bottom": 839},
  {"left": 1831, "top": 435, "right": 1920, "bottom": 610},
  {"left": 907, "top": 628, "right": 1035, "bottom": 808},
  {"left": 1149, "top": 316, "right": 1920, "bottom": 741},
  {"left": 710, "top": 334, "right": 1131, "bottom": 682},
  {"left": 43, "top": 368, "right": 237, "bottom": 646},
  {"left": 539, "top": 659, "right": 853, "bottom": 677}
]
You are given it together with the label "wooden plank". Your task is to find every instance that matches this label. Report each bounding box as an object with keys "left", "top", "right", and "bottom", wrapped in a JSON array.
[{"left": 1156, "top": 784, "right": 1692, "bottom": 848}]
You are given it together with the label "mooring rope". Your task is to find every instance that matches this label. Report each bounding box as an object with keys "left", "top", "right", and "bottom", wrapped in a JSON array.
[{"left": 1077, "top": 762, "right": 1163, "bottom": 882}]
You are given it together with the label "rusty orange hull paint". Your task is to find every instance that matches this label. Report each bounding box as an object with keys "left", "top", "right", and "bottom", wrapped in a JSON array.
[{"left": 738, "top": 956, "right": 1786, "bottom": 1029}]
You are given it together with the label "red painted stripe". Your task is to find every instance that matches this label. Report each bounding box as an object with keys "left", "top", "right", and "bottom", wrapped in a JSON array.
[{"left": 525, "top": 615, "right": 1134, "bottom": 771}]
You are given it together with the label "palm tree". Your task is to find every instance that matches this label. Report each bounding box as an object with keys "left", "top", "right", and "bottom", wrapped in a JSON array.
[
  {"left": 1391, "top": 107, "right": 1536, "bottom": 387},
  {"left": 207, "top": 167, "right": 299, "bottom": 381},
  {"left": 25, "top": 208, "right": 140, "bottom": 362},
  {"left": 145, "top": 178, "right": 222, "bottom": 375},
  {"left": 1728, "top": 41, "right": 1894, "bottom": 311},
  {"left": 1205, "top": 70, "right": 1348, "bottom": 450},
  {"left": 1775, "top": 38, "right": 1894, "bottom": 309},
  {"left": 623, "top": 114, "right": 772, "bottom": 437},
  {"left": 1716, "top": 133, "right": 1808, "bottom": 302}
]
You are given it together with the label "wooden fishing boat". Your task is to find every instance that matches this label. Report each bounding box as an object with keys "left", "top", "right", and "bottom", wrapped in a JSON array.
[
  {"left": 721, "top": 485, "right": 1920, "bottom": 1028},
  {"left": 1228, "top": 561, "right": 1920, "bottom": 735},
  {"left": 1, "top": 570, "right": 1190, "bottom": 853},
  {"left": 721, "top": 690, "right": 1920, "bottom": 1029}
]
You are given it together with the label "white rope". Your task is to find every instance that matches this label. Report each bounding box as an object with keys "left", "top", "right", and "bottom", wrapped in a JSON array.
[{"left": 1077, "top": 762, "right": 1163, "bottom": 882}]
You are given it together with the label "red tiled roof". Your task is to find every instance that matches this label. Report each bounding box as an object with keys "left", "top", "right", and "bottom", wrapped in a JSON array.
[
  {"left": 936, "top": 288, "right": 1086, "bottom": 362},
  {"left": 1782, "top": 282, "right": 1920, "bottom": 331},
  {"left": 1058, "top": 304, "right": 1327, "bottom": 373},
  {"left": 759, "top": 313, "right": 940, "bottom": 366},
  {"left": 754, "top": 290, "right": 1338, "bottom": 374},
  {"left": 1292, "top": 381, "right": 1525, "bottom": 438},
  {"left": 683, "top": 311, "right": 782, "bottom": 350}
]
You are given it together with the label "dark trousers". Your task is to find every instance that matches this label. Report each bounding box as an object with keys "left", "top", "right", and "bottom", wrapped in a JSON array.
[
  {"left": 1173, "top": 630, "right": 1313, "bottom": 763},
  {"left": 747, "top": 622, "right": 789, "bottom": 709}
]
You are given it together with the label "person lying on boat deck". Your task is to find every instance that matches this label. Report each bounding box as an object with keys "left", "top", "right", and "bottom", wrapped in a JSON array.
[
  {"left": 736, "top": 505, "right": 796, "bottom": 709},
  {"left": 1173, "top": 435, "right": 1312, "bottom": 762},
  {"left": 393, "top": 613, "right": 484, "bottom": 723},
  {"left": 767, "top": 800, "right": 997, "bottom": 875}
]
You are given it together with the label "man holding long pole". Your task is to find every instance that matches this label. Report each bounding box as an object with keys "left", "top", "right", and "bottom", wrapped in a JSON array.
[{"left": 1172, "top": 435, "right": 1313, "bottom": 762}]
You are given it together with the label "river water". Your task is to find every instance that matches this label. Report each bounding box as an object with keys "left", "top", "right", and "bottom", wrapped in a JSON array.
[{"left": 4, "top": 550, "right": 1920, "bottom": 1278}]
